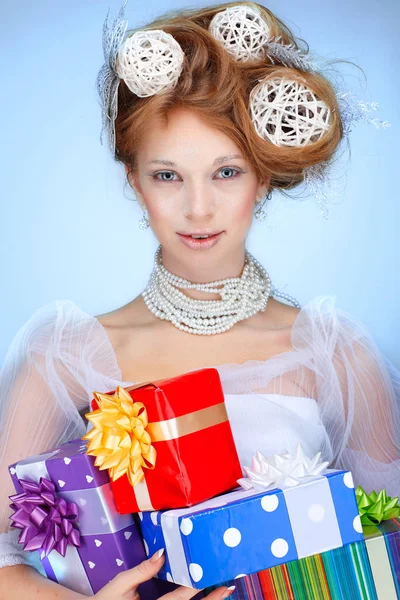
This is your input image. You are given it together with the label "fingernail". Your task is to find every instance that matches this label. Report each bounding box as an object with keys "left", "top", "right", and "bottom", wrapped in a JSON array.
[
  {"left": 150, "top": 548, "right": 165, "bottom": 563},
  {"left": 221, "top": 585, "right": 236, "bottom": 598}
]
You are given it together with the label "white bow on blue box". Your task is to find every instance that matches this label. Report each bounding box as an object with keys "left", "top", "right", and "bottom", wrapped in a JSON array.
[{"left": 138, "top": 449, "right": 363, "bottom": 589}]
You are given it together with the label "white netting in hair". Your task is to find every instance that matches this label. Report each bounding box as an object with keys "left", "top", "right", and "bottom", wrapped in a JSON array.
[
  {"left": 115, "top": 29, "right": 184, "bottom": 97},
  {"left": 209, "top": 5, "right": 271, "bottom": 62},
  {"left": 250, "top": 77, "right": 331, "bottom": 147}
]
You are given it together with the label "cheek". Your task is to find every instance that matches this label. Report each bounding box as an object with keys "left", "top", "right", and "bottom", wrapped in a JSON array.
[
  {"left": 238, "top": 192, "right": 256, "bottom": 217},
  {"left": 228, "top": 186, "right": 257, "bottom": 222},
  {"left": 144, "top": 189, "right": 181, "bottom": 223},
  {"left": 222, "top": 175, "right": 258, "bottom": 216}
]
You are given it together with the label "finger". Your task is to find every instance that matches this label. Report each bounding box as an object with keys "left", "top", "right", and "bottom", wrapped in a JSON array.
[
  {"left": 160, "top": 584, "right": 236, "bottom": 600},
  {"left": 98, "top": 549, "right": 166, "bottom": 596},
  {"left": 208, "top": 586, "right": 236, "bottom": 599}
]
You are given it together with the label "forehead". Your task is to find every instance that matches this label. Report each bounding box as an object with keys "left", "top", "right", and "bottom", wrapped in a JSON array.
[{"left": 136, "top": 107, "right": 242, "bottom": 164}]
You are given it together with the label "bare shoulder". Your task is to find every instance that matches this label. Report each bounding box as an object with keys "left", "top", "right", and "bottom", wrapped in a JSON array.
[
  {"left": 95, "top": 295, "right": 152, "bottom": 328},
  {"left": 265, "top": 297, "right": 302, "bottom": 329},
  {"left": 95, "top": 295, "right": 154, "bottom": 348},
  {"left": 96, "top": 296, "right": 300, "bottom": 332},
  {"left": 246, "top": 298, "right": 301, "bottom": 351},
  {"left": 243, "top": 297, "right": 301, "bottom": 335},
  {"left": 93, "top": 295, "right": 301, "bottom": 381}
]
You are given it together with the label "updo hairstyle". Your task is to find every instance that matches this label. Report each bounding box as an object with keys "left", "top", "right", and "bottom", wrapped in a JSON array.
[{"left": 114, "top": 1, "right": 343, "bottom": 192}]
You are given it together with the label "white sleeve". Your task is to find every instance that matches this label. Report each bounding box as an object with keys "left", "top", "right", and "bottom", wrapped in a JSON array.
[
  {"left": 0, "top": 300, "right": 123, "bottom": 569},
  {"left": 293, "top": 296, "right": 400, "bottom": 496},
  {"left": 0, "top": 529, "right": 46, "bottom": 571}
]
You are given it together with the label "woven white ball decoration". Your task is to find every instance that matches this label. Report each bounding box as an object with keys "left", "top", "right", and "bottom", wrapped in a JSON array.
[
  {"left": 116, "top": 30, "right": 184, "bottom": 97},
  {"left": 209, "top": 5, "right": 271, "bottom": 62},
  {"left": 250, "top": 77, "right": 331, "bottom": 147}
]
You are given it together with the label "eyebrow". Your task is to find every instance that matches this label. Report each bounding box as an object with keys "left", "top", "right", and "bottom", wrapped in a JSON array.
[{"left": 147, "top": 154, "right": 245, "bottom": 167}]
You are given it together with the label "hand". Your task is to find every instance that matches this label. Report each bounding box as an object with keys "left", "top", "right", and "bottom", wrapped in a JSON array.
[{"left": 91, "top": 548, "right": 235, "bottom": 600}]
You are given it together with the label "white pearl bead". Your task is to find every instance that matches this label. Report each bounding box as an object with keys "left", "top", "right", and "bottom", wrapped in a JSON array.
[{"left": 141, "top": 245, "right": 300, "bottom": 335}]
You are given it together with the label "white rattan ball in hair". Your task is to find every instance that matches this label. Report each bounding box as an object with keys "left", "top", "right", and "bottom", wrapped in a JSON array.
[
  {"left": 250, "top": 77, "right": 331, "bottom": 147},
  {"left": 116, "top": 30, "right": 184, "bottom": 97},
  {"left": 209, "top": 5, "right": 271, "bottom": 62}
]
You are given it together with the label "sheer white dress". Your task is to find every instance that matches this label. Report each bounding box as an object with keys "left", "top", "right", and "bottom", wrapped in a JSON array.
[{"left": 1, "top": 295, "right": 399, "bottom": 571}]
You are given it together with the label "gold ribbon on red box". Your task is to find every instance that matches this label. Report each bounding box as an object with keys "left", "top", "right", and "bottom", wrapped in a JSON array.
[
  {"left": 83, "top": 387, "right": 157, "bottom": 487},
  {"left": 82, "top": 382, "right": 230, "bottom": 509}
]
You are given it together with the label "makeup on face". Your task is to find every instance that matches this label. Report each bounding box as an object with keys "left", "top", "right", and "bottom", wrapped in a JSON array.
[
  {"left": 130, "top": 107, "right": 269, "bottom": 277},
  {"left": 176, "top": 231, "right": 224, "bottom": 250}
]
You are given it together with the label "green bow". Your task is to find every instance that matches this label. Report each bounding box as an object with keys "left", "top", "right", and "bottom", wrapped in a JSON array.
[{"left": 356, "top": 485, "right": 400, "bottom": 526}]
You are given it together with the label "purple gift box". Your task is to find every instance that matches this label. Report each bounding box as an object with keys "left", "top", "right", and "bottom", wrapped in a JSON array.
[{"left": 8, "top": 438, "right": 176, "bottom": 598}]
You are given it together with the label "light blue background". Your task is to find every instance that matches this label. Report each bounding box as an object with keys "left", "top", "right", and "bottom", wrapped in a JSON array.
[{"left": 1, "top": 0, "right": 399, "bottom": 366}]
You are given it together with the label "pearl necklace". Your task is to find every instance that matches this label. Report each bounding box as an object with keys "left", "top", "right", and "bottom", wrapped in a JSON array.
[{"left": 142, "top": 246, "right": 301, "bottom": 335}]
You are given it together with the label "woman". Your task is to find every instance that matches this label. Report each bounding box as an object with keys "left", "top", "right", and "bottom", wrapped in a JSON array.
[{"left": 0, "top": 1, "right": 399, "bottom": 598}]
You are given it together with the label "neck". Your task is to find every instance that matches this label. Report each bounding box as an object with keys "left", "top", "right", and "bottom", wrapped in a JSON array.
[
  {"left": 142, "top": 245, "right": 272, "bottom": 335},
  {"left": 159, "top": 245, "right": 247, "bottom": 300}
]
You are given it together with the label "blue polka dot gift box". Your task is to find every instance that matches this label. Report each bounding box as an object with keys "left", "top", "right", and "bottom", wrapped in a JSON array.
[
  {"left": 8, "top": 438, "right": 176, "bottom": 599},
  {"left": 138, "top": 469, "right": 364, "bottom": 589}
]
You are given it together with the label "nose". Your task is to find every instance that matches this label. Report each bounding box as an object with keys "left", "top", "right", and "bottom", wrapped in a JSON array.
[{"left": 182, "top": 181, "right": 215, "bottom": 221}]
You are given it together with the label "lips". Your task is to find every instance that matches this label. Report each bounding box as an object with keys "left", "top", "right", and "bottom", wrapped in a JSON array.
[
  {"left": 178, "top": 232, "right": 222, "bottom": 238},
  {"left": 177, "top": 231, "right": 223, "bottom": 250}
]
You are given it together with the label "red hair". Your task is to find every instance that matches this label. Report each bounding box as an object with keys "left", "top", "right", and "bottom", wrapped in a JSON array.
[{"left": 114, "top": 1, "right": 343, "bottom": 191}]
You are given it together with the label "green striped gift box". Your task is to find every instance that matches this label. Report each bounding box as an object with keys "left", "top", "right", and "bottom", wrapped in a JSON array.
[{"left": 205, "top": 519, "right": 400, "bottom": 599}]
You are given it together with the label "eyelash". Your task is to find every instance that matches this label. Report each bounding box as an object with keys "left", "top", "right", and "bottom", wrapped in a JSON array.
[{"left": 151, "top": 167, "right": 244, "bottom": 183}]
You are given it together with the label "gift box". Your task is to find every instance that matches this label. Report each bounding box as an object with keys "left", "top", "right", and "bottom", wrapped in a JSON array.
[
  {"left": 85, "top": 368, "right": 242, "bottom": 514},
  {"left": 138, "top": 469, "right": 364, "bottom": 589},
  {"left": 204, "top": 519, "right": 400, "bottom": 599},
  {"left": 361, "top": 519, "right": 400, "bottom": 599},
  {"left": 205, "top": 539, "right": 378, "bottom": 600},
  {"left": 8, "top": 438, "right": 175, "bottom": 598}
]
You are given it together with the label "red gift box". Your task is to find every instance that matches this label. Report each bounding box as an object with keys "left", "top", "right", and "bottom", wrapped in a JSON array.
[{"left": 84, "top": 368, "right": 242, "bottom": 514}]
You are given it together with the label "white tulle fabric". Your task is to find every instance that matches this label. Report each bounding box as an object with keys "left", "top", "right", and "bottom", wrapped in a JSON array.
[{"left": 1, "top": 295, "right": 400, "bottom": 570}]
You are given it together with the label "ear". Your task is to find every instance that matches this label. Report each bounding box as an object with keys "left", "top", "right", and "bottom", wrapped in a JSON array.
[
  {"left": 256, "top": 175, "right": 271, "bottom": 203},
  {"left": 125, "top": 164, "right": 146, "bottom": 207}
]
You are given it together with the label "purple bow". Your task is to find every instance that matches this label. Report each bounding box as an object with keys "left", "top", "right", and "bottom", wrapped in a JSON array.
[{"left": 9, "top": 478, "right": 81, "bottom": 557}]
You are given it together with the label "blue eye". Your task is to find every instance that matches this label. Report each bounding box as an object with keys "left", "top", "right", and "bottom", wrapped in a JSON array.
[
  {"left": 152, "top": 167, "right": 242, "bottom": 182},
  {"left": 154, "top": 171, "right": 178, "bottom": 182},
  {"left": 217, "top": 167, "right": 240, "bottom": 179}
]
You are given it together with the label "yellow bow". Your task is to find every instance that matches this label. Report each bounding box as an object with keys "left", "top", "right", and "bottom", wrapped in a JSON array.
[{"left": 82, "top": 386, "right": 157, "bottom": 487}]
